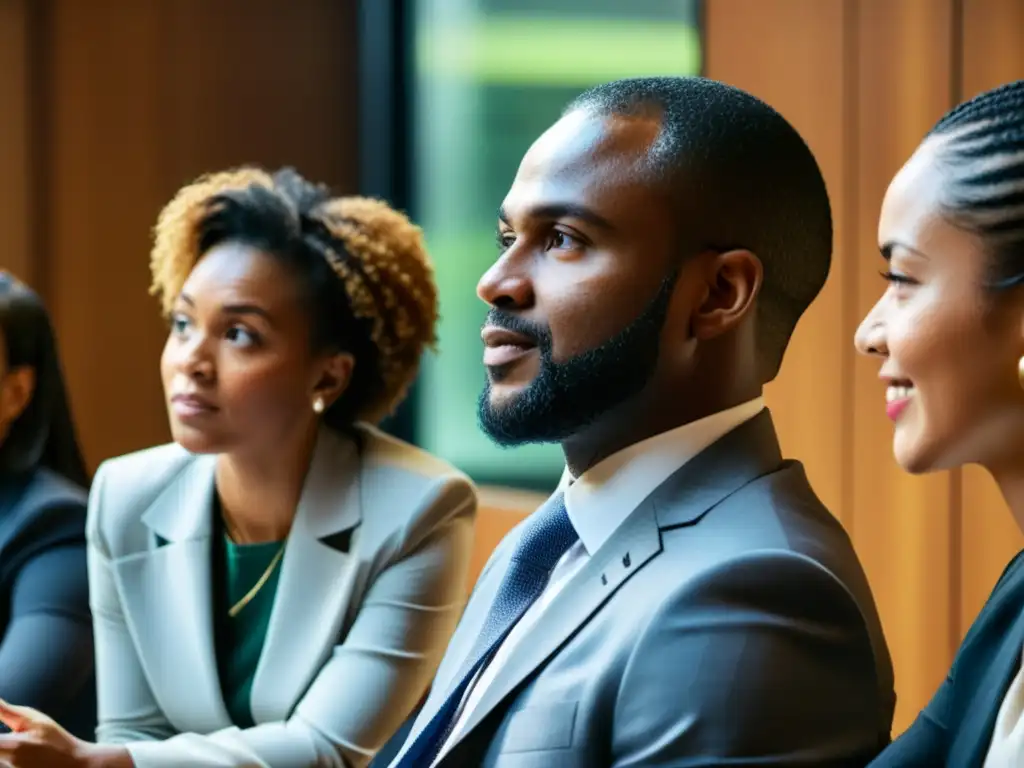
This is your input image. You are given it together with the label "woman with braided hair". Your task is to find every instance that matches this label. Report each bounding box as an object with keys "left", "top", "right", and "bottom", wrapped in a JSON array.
[
  {"left": 0, "top": 168, "right": 477, "bottom": 768},
  {"left": 855, "top": 80, "right": 1024, "bottom": 766}
]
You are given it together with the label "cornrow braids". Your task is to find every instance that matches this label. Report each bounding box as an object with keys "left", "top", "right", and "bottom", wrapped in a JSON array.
[
  {"left": 149, "top": 167, "right": 438, "bottom": 426},
  {"left": 927, "top": 79, "right": 1024, "bottom": 290}
]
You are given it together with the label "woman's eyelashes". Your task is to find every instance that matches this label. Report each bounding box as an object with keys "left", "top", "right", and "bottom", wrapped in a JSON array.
[
  {"left": 225, "top": 325, "right": 260, "bottom": 348},
  {"left": 169, "top": 312, "right": 190, "bottom": 336},
  {"left": 169, "top": 313, "right": 261, "bottom": 348},
  {"left": 880, "top": 270, "right": 918, "bottom": 286}
]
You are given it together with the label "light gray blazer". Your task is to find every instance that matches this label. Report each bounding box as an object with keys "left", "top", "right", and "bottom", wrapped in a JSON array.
[
  {"left": 87, "top": 424, "right": 476, "bottom": 768},
  {"left": 391, "top": 411, "right": 895, "bottom": 767}
]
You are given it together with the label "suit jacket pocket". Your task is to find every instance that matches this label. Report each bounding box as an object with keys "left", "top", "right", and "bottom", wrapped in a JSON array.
[{"left": 495, "top": 700, "right": 578, "bottom": 754}]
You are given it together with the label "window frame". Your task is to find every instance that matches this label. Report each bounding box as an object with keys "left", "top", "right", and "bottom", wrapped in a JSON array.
[{"left": 356, "top": 0, "right": 707, "bottom": 489}]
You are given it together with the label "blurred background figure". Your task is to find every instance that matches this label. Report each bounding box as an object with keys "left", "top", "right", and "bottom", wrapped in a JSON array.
[{"left": 0, "top": 272, "right": 94, "bottom": 739}]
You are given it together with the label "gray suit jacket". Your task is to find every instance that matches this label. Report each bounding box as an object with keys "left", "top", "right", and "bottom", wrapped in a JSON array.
[
  {"left": 392, "top": 411, "right": 895, "bottom": 767},
  {"left": 87, "top": 424, "right": 477, "bottom": 768}
]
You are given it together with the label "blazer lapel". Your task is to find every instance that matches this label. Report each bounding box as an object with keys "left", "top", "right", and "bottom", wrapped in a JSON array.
[
  {"left": 956, "top": 563, "right": 1024, "bottom": 766},
  {"left": 445, "top": 410, "right": 785, "bottom": 754},
  {"left": 250, "top": 427, "right": 362, "bottom": 721},
  {"left": 113, "top": 454, "right": 233, "bottom": 732}
]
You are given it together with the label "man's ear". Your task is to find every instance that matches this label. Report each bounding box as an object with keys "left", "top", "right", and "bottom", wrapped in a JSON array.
[{"left": 690, "top": 249, "right": 763, "bottom": 341}]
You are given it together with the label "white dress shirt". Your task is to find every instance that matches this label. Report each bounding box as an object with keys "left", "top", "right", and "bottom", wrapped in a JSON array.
[
  {"left": 985, "top": 646, "right": 1024, "bottom": 767},
  {"left": 432, "top": 397, "right": 765, "bottom": 763}
]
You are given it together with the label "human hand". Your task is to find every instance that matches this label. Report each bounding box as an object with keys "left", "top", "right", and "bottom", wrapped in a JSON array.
[{"left": 0, "top": 700, "right": 90, "bottom": 768}]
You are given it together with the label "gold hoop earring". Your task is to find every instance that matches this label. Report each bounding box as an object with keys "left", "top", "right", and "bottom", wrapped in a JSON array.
[
  {"left": 1018, "top": 357, "right": 1024, "bottom": 391},
  {"left": 312, "top": 396, "right": 325, "bottom": 414}
]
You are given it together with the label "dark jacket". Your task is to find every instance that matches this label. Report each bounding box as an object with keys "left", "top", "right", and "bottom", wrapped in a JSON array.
[
  {"left": 871, "top": 549, "right": 1024, "bottom": 767},
  {"left": 0, "top": 467, "right": 95, "bottom": 739}
]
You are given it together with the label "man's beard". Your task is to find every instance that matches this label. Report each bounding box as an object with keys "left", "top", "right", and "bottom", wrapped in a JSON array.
[{"left": 478, "top": 271, "right": 679, "bottom": 446}]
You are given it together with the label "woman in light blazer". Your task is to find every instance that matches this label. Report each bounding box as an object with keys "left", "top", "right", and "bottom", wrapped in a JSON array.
[{"left": 0, "top": 168, "right": 477, "bottom": 768}]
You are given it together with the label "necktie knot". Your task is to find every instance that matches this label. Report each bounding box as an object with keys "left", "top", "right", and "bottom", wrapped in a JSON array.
[{"left": 510, "top": 491, "right": 576, "bottom": 571}]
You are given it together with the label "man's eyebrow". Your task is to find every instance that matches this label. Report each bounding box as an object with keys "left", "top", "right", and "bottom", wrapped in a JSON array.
[{"left": 498, "top": 203, "right": 615, "bottom": 231}]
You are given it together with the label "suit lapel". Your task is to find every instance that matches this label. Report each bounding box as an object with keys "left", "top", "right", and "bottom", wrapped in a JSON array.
[
  {"left": 648, "top": 409, "right": 783, "bottom": 529},
  {"left": 392, "top": 540, "right": 516, "bottom": 762},
  {"left": 250, "top": 427, "right": 362, "bottom": 721},
  {"left": 452, "top": 501, "right": 663, "bottom": 745},
  {"left": 441, "top": 410, "right": 785, "bottom": 755},
  {"left": 435, "top": 558, "right": 509, "bottom": 700},
  {"left": 113, "top": 454, "right": 233, "bottom": 732}
]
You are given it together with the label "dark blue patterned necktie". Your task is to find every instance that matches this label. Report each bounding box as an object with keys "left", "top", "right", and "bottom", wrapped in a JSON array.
[{"left": 394, "top": 491, "right": 578, "bottom": 767}]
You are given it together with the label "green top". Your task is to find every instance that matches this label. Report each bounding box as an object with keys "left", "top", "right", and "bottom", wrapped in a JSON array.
[{"left": 214, "top": 535, "right": 284, "bottom": 728}]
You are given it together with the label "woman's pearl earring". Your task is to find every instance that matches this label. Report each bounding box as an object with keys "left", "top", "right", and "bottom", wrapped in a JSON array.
[{"left": 312, "top": 396, "right": 325, "bottom": 414}]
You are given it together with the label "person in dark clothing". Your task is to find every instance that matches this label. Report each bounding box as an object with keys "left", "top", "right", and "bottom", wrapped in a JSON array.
[
  {"left": 0, "top": 272, "right": 94, "bottom": 739},
  {"left": 857, "top": 80, "right": 1024, "bottom": 767}
]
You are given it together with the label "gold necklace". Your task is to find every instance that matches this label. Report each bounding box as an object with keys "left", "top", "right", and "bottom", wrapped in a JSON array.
[{"left": 228, "top": 543, "right": 286, "bottom": 618}]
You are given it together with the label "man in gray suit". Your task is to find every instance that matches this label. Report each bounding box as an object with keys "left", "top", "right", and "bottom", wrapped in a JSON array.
[{"left": 390, "top": 76, "right": 895, "bottom": 767}]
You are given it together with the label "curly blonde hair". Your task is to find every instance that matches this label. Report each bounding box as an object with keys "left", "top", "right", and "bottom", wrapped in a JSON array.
[{"left": 149, "top": 166, "right": 438, "bottom": 425}]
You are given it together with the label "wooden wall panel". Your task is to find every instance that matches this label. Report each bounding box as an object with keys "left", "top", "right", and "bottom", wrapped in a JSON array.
[
  {"left": 958, "top": 0, "right": 1024, "bottom": 636},
  {"left": 850, "top": 0, "right": 958, "bottom": 735},
  {"left": 706, "top": 0, "right": 968, "bottom": 736},
  {"left": 0, "top": 0, "right": 33, "bottom": 283},
  {"left": 704, "top": 0, "right": 850, "bottom": 524},
  {"left": 960, "top": 0, "right": 1024, "bottom": 102},
  {"left": 157, "top": 0, "right": 359, "bottom": 195},
  {"left": 44, "top": 0, "right": 172, "bottom": 469},
  {"left": 38, "top": 0, "right": 359, "bottom": 470}
]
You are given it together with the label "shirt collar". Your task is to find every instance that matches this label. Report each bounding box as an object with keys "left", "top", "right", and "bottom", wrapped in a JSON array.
[{"left": 559, "top": 397, "right": 765, "bottom": 556}]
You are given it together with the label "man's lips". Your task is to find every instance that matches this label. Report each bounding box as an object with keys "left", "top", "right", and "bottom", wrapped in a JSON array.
[{"left": 481, "top": 326, "right": 537, "bottom": 368}]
